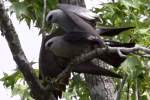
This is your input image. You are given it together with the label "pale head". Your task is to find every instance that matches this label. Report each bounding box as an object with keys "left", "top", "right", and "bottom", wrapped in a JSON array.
[{"left": 46, "top": 9, "right": 65, "bottom": 24}]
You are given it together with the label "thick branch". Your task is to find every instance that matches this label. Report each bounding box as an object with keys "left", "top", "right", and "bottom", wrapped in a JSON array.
[
  {"left": 0, "top": 1, "right": 56, "bottom": 100},
  {"left": 54, "top": 48, "right": 105, "bottom": 83},
  {"left": 39, "top": 0, "right": 47, "bottom": 37}
]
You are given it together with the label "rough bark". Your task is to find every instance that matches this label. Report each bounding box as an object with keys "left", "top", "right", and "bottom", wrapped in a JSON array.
[
  {"left": 58, "top": 0, "right": 115, "bottom": 100},
  {"left": 85, "top": 60, "right": 115, "bottom": 100}
]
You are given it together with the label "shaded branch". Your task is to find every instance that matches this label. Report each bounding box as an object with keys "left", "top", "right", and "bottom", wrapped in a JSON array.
[
  {"left": 54, "top": 47, "right": 105, "bottom": 83},
  {"left": 40, "top": 0, "right": 47, "bottom": 37}
]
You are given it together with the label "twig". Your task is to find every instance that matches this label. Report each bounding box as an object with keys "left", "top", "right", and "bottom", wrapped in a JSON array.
[
  {"left": 117, "top": 48, "right": 127, "bottom": 58},
  {"left": 108, "top": 46, "right": 150, "bottom": 55},
  {"left": 114, "top": 74, "right": 128, "bottom": 100},
  {"left": 127, "top": 82, "right": 130, "bottom": 100},
  {"left": 40, "top": 0, "right": 47, "bottom": 37},
  {"left": 136, "top": 78, "right": 141, "bottom": 100},
  {"left": 54, "top": 48, "right": 104, "bottom": 83}
]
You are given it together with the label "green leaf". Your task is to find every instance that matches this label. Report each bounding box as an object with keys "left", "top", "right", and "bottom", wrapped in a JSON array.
[{"left": 0, "top": 70, "right": 22, "bottom": 89}]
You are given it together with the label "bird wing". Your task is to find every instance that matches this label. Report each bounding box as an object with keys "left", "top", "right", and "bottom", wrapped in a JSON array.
[
  {"left": 58, "top": 5, "right": 106, "bottom": 46},
  {"left": 58, "top": 4, "right": 98, "bottom": 21},
  {"left": 96, "top": 27, "right": 135, "bottom": 36},
  {"left": 39, "top": 36, "right": 71, "bottom": 99},
  {"left": 59, "top": 5, "right": 96, "bottom": 34}
]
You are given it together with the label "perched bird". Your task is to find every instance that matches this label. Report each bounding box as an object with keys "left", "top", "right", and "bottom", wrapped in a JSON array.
[
  {"left": 39, "top": 35, "right": 125, "bottom": 99},
  {"left": 46, "top": 4, "right": 105, "bottom": 47},
  {"left": 45, "top": 35, "right": 135, "bottom": 67},
  {"left": 40, "top": 4, "right": 135, "bottom": 99},
  {"left": 46, "top": 4, "right": 134, "bottom": 38}
]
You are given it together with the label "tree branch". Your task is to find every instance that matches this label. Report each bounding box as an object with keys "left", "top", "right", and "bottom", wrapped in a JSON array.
[
  {"left": 0, "top": 1, "right": 56, "bottom": 100},
  {"left": 40, "top": 0, "right": 47, "bottom": 37},
  {"left": 54, "top": 45, "right": 150, "bottom": 85}
]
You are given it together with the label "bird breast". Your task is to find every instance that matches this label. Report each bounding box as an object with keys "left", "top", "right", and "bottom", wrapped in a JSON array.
[{"left": 48, "top": 36, "right": 87, "bottom": 58}]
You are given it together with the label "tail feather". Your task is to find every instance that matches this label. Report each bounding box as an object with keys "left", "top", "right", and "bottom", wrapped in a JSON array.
[
  {"left": 98, "top": 49, "right": 126, "bottom": 67},
  {"left": 72, "top": 61, "right": 122, "bottom": 78}
]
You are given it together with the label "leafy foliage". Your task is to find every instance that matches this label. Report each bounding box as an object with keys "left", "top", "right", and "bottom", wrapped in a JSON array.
[
  {"left": 0, "top": 70, "right": 32, "bottom": 99},
  {"left": 94, "top": 0, "right": 150, "bottom": 99},
  {"left": 1, "top": 0, "right": 150, "bottom": 100},
  {"left": 63, "top": 74, "right": 90, "bottom": 100},
  {"left": 96, "top": 0, "right": 150, "bottom": 44},
  {"left": 0, "top": 66, "right": 39, "bottom": 99},
  {"left": 9, "top": 0, "right": 58, "bottom": 29},
  {"left": 0, "top": 69, "right": 22, "bottom": 89}
]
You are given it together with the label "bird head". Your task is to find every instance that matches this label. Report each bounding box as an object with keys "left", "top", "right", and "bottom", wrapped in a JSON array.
[{"left": 46, "top": 9, "right": 64, "bottom": 24}]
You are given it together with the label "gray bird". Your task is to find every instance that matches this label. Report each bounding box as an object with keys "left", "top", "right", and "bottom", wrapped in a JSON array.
[
  {"left": 39, "top": 35, "right": 125, "bottom": 99},
  {"left": 46, "top": 4, "right": 134, "bottom": 38},
  {"left": 43, "top": 4, "right": 135, "bottom": 98},
  {"left": 46, "top": 4, "right": 105, "bottom": 46},
  {"left": 45, "top": 35, "right": 135, "bottom": 67}
]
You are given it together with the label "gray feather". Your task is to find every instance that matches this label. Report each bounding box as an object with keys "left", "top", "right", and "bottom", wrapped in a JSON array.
[
  {"left": 45, "top": 36, "right": 88, "bottom": 58},
  {"left": 58, "top": 4, "right": 98, "bottom": 20}
]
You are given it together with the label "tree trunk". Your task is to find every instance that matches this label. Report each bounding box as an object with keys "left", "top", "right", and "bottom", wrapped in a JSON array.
[
  {"left": 58, "top": 0, "right": 115, "bottom": 100},
  {"left": 85, "top": 60, "right": 114, "bottom": 100}
]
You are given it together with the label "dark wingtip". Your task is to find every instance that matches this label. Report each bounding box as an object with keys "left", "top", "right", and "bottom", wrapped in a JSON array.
[{"left": 97, "top": 26, "right": 135, "bottom": 36}]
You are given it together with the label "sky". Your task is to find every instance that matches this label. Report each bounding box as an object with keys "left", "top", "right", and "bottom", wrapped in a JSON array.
[{"left": 0, "top": 0, "right": 110, "bottom": 99}]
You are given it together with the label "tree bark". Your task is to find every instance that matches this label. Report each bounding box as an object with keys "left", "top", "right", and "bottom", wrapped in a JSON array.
[
  {"left": 58, "top": 0, "right": 115, "bottom": 100},
  {"left": 85, "top": 60, "right": 114, "bottom": 100}
]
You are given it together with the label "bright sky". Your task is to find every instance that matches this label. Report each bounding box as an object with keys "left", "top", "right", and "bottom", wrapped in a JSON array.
[{"left": 0, "top": 0, "right": 110, "bottom": 99}]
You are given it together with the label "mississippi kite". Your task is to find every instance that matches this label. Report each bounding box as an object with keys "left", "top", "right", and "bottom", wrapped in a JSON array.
[{"left": 39, "top": 35, "right": 128, "bottom": 98}]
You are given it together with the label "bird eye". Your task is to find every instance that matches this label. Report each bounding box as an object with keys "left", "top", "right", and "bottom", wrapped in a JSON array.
[
  {"left": 48, "top": 15, "right": 53, "bottom": 21},
  {"left": 47, "top": 42, "right": 53, "bottom": 47}
]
